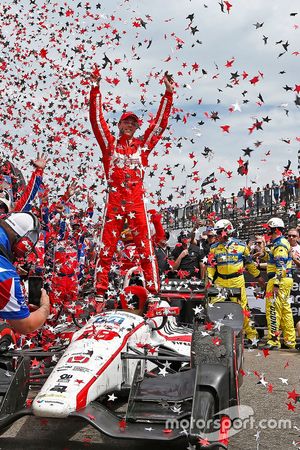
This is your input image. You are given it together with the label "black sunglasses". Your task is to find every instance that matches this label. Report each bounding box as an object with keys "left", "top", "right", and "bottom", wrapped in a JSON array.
[{"left": 288, "top": 234, "right": 298, "bottom": 238}]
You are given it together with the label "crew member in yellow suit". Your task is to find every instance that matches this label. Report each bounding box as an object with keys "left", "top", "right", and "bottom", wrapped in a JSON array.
[
  {"left": 207, "top": 219, "right": 265, "bottom": 348},
  {"left": 263, "top": 217, "right": 295, "bottom": 350}
]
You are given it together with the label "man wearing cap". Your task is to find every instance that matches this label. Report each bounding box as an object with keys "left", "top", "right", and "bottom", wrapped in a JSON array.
[
  {"left": 171, "top": 231, "right": 203, "bottom": 279},
  {"left": 0, "top": 212, "right": 50, "bottom": 333},
  {"left": 89, "top": 72, "right": 174, "bottom": 301}
]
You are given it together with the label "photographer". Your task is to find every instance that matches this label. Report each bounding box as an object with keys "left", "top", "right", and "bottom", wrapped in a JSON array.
[{"left": 0, "top": 212, "right": 50, "bottom": 333}]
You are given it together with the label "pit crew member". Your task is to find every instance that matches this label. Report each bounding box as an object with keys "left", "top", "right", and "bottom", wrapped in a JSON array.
[
  {"left": 263, "top": 218, "right": 296, "bottom": 350},
  {"left": 207, "top": 219, "right": 265, "bottom": 346}
]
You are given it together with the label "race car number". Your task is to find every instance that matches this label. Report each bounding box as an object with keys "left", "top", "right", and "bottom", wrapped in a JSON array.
[{"left": 76, "top": 328, "right": 119, "bottom": 341}]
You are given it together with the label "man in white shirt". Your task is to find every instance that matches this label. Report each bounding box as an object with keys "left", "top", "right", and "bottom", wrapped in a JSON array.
[{"left": 288, "top": 229, "right": 300, "bottom": 271}]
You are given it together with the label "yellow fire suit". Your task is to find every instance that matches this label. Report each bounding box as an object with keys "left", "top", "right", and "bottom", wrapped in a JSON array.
[
  {"left": 265, "top": 236, "right": 295, "bottom": 348},
  {"left": 207, "top": 237, "right": 261, "bottom": 341}
]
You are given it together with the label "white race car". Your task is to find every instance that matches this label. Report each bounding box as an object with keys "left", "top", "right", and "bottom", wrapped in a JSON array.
[
  {"left": 0, "top": 287, "right": 244, "bottom": 450},
  {"left": 33, "top": 301, "right": 191, "bottom": 418}
]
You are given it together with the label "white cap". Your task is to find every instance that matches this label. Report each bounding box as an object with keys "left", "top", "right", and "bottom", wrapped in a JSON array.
[{"left": 5, "top": 213, "right": 36, "bottom": 237}]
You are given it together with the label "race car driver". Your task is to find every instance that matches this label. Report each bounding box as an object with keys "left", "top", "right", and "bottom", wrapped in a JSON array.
[
  {"left": 89, "top": 71, "right": 174, "bottom": 302},
  {"left": 207, "top": 219, "right": 265, "bottom": 346},
  {"left": 0, "top": 212, "right": 50, "bottom": 333},
  {"left": 263, "top": 217, "right": 296, "bottom": 350},
  {"left": 119, "top": 285, "right": 149, "bottom": 316}
]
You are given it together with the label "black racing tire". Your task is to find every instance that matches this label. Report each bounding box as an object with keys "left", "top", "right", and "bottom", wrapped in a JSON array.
[
  {"left": 193, "top": 391, "right": 223, "bottom": 450},
  {"left": 191, "top": 324, "right": 240, "bottom": 407},
  {"left": 217, "top": 326, "right": 240, "bottom": 407}
]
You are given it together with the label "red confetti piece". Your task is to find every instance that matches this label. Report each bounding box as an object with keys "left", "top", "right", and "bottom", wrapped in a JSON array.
[
  {"left": 198, "top": 437, "right": 210, "bottom": 446},
  {"left": 262, "top": 348, "right": 270, "bottom": 358},
  {"left": 119, "top": 418, "right": 127, "bottom": 431},
  {"left": 286, "top": 402, "right": 296, "bottom": 412},
  {"left": 287, "top": 389, "right": 300, "bottom": 403}
]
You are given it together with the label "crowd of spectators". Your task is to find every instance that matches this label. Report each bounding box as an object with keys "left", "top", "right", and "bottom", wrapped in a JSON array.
[
  {"left": 163, "top": 175, "right": 300, "bottom": 231},
  {"left": 1, "top": 155, "right": 299, "bottom": 350},
  {"left": 158, "top": 220, "right": 300, "bottom": 279},
  {"left": 233, "top": 176, "right": 299, "bottom": 213},
  {"left": 155, "top": 218, "right": 300, "bottom": 348},
  {"left": 201, "top": 175, "right": 299, "bottom": 216}
]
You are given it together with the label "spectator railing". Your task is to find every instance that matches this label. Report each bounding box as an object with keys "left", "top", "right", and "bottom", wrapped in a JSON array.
[{"left": 162, "top": 186, "right": 299, "bottom": 239}]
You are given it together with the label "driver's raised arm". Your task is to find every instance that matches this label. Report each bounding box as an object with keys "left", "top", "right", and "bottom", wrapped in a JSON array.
[
  {"left": 89, "top": 75, "right": 114, "bottom": 178},
  {"left": 14, "top": 153, "right": 47, "bottom": 212},
  {"left": 142, "top": 73, "right": 174, "bottom": 155}
]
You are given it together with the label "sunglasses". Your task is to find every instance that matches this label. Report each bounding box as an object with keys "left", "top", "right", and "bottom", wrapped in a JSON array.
[
  {"left": 288, "top": 234, "right": 298, "bottom": 238},
  {"left": 255, "top": 242, "right": 263, "bottom": 245}
]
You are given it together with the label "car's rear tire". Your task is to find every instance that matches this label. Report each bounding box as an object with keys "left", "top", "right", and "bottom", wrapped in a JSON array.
[
  {"left": 193, "top": 391, "right": 223, "bottom": 449},
  {"left": 191, "top": 324, "right": 239, "bottom": 406},
  {"left": 191, "top": 324, "right": 236, "bottom": 449}
]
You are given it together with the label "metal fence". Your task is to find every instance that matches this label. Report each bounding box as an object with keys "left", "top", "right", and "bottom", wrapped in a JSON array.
[{"left": 162, "top": 188, "right": 299, "bottom": 237}]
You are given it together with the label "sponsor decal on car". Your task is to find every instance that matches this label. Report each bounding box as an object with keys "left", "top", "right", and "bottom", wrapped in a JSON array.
[
  {"left": 56, "top": 366, "right": 92, "bottom": 373},
  {"left": 56, "top": 374, "right": 73, "bottom": 383},
  {"left": 94, "top": 315, "right": 125, "bottom": 326},
  {"left": 67, "top": 355, "right": 90, "bottom": 364}
]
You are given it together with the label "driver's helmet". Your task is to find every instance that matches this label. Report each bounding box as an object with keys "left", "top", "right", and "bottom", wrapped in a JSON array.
[
  {"left": 267, "top": 217, "right": 284, "bottom": 229},
  {"left": 119, "top": 285, "right": 148, "bottom": 312},
  {"left": 214, "top": 219, "right": 234, "bottom": 235}
]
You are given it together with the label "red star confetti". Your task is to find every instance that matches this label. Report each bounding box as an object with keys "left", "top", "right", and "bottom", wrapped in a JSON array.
[
  {"left": 287, "top": 389, "right": 300, "bottom": 403},
  {"left": 119, "top": 418, "right": 127, "bottom": 431}
]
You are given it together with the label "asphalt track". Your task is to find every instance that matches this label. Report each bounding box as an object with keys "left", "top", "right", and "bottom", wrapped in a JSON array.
[{"left": 0, "top": 349, "right": 299, "bottom": 450}]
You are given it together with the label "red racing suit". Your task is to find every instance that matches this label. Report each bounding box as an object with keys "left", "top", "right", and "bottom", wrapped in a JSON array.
[
  {"left": 90, "top": 85, "right": 173, "bottom": 295},
  {"left": 49, "top": 241, "right": 80, "bottom": 312}
]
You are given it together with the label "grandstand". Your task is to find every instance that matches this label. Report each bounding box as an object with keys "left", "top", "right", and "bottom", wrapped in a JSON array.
[{"left": 162, "top": 195, "right": 299, "bottom": 240}]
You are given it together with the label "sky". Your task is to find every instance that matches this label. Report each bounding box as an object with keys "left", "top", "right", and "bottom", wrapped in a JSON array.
[{"left": 0, "top": 0, "right": 299, "bottom": 210}]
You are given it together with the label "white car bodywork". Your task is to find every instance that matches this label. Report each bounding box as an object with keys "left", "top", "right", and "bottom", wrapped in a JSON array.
[{"left": 33, "top": 305, "right": 192, "bottom": 418}]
